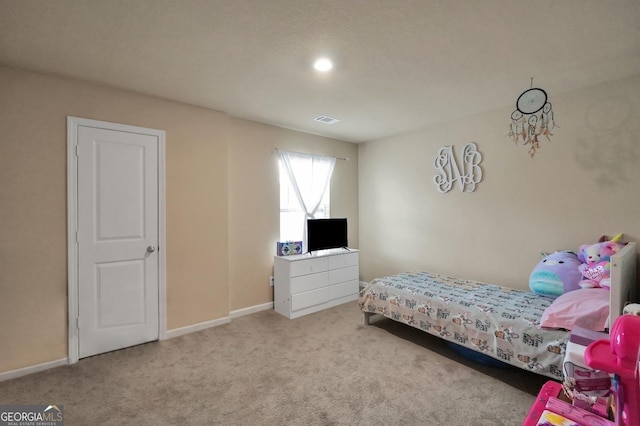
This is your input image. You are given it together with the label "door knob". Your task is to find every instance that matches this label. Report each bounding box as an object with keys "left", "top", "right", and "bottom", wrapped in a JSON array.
[{"left": 147, "top": 245, "right": 156, "bottom": 253}]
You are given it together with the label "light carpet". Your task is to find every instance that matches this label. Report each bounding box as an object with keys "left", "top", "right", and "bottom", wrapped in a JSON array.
[{"left": 0, "top": 301, "right": 547, "bottom": 425}]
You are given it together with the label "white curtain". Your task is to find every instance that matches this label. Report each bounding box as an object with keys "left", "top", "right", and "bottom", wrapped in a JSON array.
[{"left": 278, "top": 150, "right": 336, "bottom": 249}]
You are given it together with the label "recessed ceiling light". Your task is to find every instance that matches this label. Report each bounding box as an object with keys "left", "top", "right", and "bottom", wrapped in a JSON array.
[{"left": 313, "top": 57, "right": 334, "bottom": 72}]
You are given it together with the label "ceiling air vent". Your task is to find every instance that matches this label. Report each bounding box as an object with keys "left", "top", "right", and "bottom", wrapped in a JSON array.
[{"left": 314, "top": 115, "right": 340, "bottom": 125}]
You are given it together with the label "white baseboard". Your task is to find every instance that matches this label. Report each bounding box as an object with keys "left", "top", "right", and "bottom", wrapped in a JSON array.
[
  {"left": 166, "top": 302, "right": 273, "bottom": 339},
  {"left": 166, "top": 316, "right": 231, "bottom": 339},
  {"left": 359, "top": 280, "right": 369, "bottom": 289},
  {"left": 2, "top": 302, "right": 274, "bottom": 380},
  {"left": 0, "top": 358, "right": 68, "bottom": 383},
  {"left": 230, "top": 302, "right": 273, "bottom": 318}
]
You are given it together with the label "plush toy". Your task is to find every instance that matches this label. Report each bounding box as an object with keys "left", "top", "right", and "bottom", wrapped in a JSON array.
[
  {"left": 529, "top": 251, "right": 583, "bottom": 298},
  {"left": 577, "top": 240, "right": 624, "bottom": 289},
  {"left": 596, "top": 232, "right": 624, "bottom": 245},
  {"left": 623, "top": 304, "right": 640, "bottom": 316}
]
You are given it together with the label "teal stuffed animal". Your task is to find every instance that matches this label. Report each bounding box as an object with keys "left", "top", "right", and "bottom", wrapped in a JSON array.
[{"left": 529, "top": 251, "right": 583, "bottom": 298}]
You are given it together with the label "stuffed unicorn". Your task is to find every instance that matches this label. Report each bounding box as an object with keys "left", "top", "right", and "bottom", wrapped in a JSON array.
[{"left": 577, "top": 240, "right": 623, "bottom": 289}]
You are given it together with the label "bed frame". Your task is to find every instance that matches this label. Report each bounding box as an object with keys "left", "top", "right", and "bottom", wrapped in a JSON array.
[
  {"left": 364, "top": 242, "right": 637, "bottom": 330},
  {"left": 609, "top": 241, "right": 638, "bottom": 327}
]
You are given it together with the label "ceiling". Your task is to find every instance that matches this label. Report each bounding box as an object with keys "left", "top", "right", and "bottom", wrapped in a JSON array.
[{"left": 1, "top": 0, "right": 639, "bottom": 143}]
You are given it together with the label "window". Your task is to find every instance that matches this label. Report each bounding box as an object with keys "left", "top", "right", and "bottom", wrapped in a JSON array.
[
  {"left": 277, "top": 151, "right": 336, "bottom": 246},
  {"left": 279, "top": 165, "right": 330, "bottom": 242}
]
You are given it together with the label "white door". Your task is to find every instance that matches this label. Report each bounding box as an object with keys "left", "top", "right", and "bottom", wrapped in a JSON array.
[{"left": 76, "top": 124, "right": 160, "bottom": 358}]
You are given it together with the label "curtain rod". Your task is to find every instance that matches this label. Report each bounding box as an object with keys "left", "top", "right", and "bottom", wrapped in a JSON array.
[{"left": 273, "top": 147, "right": 348, "bottom": 161}]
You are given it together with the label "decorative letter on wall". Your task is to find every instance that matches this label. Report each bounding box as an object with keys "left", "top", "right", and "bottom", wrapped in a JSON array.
[{"left": 433, "top": 143, "right": 483, "bottom": 193}]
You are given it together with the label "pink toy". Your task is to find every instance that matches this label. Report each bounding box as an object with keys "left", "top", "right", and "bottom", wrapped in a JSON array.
[
  {"left": 578, "top": 241, "right": 623, "bottom": 289},
  {"left": 523, "top": 315, "right": 640, "bottom": 426},
  {"left": 585, "top": 315, "right": 640, "bottom": 426},
  {"left": 523, "top": 381, "right": 614, "bottom": 425}
]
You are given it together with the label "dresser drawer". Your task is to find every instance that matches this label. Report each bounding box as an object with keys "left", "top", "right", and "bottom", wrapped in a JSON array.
[
  {"left": 291, "top": 287, "right": 329, "bottom": 311},
  {"left": 328, "top": 265, "right": 359, "bottom": 285},
  {"left": 291, "top": 272, "right": 328, "bottom": 294},
  {"left": 328, "top": 280, "right": 359, "bottom": 300},
  {"left": 327, "top": 252, "right": 359, "bottom": 269},
  {"left": 289, "top": 257, "right": 328, "bottom": 277}
]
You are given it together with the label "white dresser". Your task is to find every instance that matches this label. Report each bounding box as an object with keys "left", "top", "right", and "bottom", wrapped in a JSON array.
[{"left": 273, "top": 249, "right": 359, "bottom": 319}]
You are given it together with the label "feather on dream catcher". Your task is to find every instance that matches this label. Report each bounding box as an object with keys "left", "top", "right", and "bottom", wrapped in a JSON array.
[{"left": 508, "top": 81, "right": 557, "bottom": 158}]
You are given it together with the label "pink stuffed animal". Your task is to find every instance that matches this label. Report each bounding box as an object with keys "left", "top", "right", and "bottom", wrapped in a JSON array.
[{"left": 577, "top": 241, "right": 623, "bottom": 289}]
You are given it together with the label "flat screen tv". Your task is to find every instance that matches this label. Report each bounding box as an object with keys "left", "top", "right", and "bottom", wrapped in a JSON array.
[{"left": 307, "top": 218, "right": 348, "bottom": 252}]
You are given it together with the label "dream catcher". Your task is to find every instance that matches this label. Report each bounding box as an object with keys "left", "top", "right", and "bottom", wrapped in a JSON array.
[{"left": 508, "top": 81, "right": 557, "bottom": 158}]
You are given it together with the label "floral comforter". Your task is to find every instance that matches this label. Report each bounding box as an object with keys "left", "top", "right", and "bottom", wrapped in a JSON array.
[{"left": 359, "top": 271, "right": 568, "bottom": 379}]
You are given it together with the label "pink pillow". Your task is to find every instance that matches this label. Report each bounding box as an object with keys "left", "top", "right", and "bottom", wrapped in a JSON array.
[{"left": 539, "top": 288, "right": 610, "bottom": 331}]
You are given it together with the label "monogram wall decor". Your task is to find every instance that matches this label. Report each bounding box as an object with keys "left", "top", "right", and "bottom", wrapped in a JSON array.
[{"left": 433, "top": 143, "right": 483, "bottom": 193}]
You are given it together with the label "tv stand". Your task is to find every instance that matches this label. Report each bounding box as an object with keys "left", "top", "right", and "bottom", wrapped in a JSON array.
[
  {"left": 306, "top": 247, "right": 351, "bottom": 256},
  {"left": 274, "top": 248, "right": 359, "bottom": 319}
]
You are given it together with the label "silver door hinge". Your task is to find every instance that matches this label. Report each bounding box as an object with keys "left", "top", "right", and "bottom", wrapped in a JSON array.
[
  {"left": 75, "top": 230, "right": 79, "bottom": 243},
  {"left": 76, "top": 316, "right": 80, "bottom": 330},
  {"left": 75, "top": 145, "right": 79, "bottom": 157}
]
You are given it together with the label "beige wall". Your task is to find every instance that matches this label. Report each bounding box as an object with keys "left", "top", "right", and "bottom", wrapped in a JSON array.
[
  {"left": 227, "top": 118, "right": 359, "bottom": 310},
  {"left": 0, "top": 66, "right": 359, "bottom": 374},
  {"left": 359, "top": 74, "right": 640, "bottom": 289}
]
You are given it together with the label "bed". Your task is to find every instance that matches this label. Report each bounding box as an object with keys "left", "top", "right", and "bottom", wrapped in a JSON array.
[{"left": 359, "top": 242, "right": 637, "bottom": 380}]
